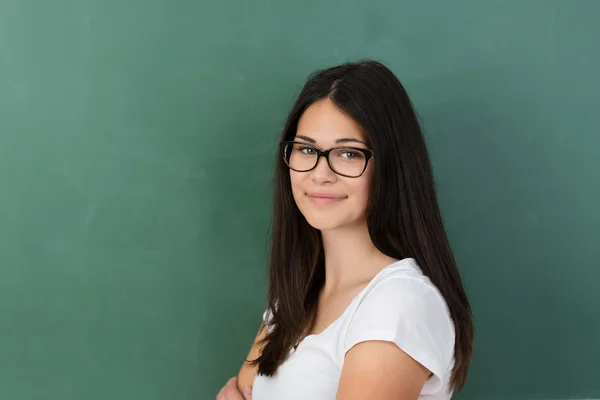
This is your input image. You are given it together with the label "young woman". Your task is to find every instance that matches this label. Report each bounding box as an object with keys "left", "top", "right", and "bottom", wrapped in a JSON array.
[{"left": 217, "top": 60, "right": 473, "bottom": 400}]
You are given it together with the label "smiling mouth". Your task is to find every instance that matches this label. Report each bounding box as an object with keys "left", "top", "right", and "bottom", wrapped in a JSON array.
[{"left": 306, "top": 194, "right": 347, "bottom": 205}]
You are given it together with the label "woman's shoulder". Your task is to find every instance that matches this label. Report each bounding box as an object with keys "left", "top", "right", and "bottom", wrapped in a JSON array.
[
  {"left": 341, "top": 257, "right": 456, "bottom": 394},
  {"left": 342, "top": 257, "right": 455, "bottom": 358},
  {"left": 356, "top": 257, "right": 447, "bottom": 307}
]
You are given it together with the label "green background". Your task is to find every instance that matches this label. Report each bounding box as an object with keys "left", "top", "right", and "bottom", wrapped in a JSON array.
[{"left": 1, "top": 0, "right": 598, "bottom": 399}]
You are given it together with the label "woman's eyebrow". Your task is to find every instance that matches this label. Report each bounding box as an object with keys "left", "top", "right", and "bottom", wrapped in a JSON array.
[
  {"left": 295, "top": 135, "right": 366, "bottom": 145},
  {"left": 335, "top": 137, "right": 366, "bottom": 145}
]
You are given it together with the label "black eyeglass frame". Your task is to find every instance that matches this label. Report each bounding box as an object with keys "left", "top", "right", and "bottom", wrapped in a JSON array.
[{"left": 280, "top": 141, "right": 375, "bottom": 178}]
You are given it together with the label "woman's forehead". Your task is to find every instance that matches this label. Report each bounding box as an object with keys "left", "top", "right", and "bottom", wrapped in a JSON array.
[{"left": 295, "top": 99, "right": 367, "bottom": 146}]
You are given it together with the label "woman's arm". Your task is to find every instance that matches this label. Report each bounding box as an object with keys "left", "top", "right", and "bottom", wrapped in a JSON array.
[
  {"left": 236, "top": 322, "right": 268, "bottom": 393},
  {"left": 336, "top": 340, "right": 430, "bottom": 400},
  {"left": 338, "top": 277, "right": 454, "bottom": 399}
]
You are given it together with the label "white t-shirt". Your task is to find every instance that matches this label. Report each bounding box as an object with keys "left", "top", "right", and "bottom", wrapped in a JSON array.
[{"left": 252, "top": 258, "right": 456, "bottom": 400}]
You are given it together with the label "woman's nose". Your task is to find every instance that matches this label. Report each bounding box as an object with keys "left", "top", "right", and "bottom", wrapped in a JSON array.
[{"left": 310, "top": 155, "right": 337, "bottom": 184}]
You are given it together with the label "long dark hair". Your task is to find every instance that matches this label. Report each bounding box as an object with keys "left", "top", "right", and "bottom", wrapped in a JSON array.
[{"left": 250, "top": 60, "right": 473, "bottom": 391}]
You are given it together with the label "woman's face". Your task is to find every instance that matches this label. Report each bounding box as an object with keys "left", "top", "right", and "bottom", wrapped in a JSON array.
[{"left": 290, "top": 98, "right": 374, "bottom": 232}]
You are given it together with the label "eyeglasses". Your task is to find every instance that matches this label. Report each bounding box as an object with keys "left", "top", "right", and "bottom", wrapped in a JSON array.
[{"left": 280, "top": 141, "right": 374, "bottom": 178}]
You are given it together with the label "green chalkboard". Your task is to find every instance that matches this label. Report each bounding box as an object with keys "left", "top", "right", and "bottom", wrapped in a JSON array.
[{"left": 0, "top": 0, "right": 598, "bottom": 399}]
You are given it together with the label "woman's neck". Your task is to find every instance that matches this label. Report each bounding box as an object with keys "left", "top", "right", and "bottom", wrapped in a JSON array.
[{"left": 320, "top": 221, "right": 398, "bottom": 293}]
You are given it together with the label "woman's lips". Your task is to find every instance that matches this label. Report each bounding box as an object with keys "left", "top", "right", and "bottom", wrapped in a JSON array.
[{"left": 306, "top": 193, "right": 347, "bottom": 205}]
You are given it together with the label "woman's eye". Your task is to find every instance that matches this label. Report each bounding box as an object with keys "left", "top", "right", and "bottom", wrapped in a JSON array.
[
  {"left": 298, "top": 146, "right": 316, "bottom": 155},
  {"left": 341, "top": 150, "right": 361, "bottom": 159}
]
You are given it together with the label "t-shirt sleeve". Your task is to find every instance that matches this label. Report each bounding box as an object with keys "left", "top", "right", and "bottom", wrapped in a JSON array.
[
  {"left": 343, "top": 277, "right": 455, "bottom": 394},
  {"left": 262, "top": 308, "right": 275, "bottom": 333}
]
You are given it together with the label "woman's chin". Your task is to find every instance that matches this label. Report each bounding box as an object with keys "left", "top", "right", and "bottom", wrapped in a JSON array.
[{"left": 303, "top": 215, "right": 346, "bottom": 231}]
